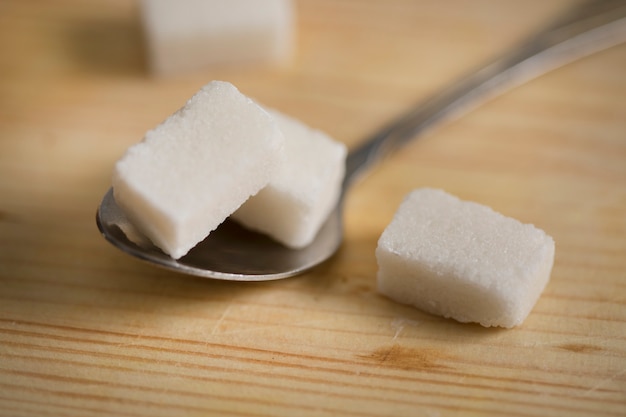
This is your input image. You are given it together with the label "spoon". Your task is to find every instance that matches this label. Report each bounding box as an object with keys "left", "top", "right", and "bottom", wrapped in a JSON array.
[{"left": 97, "top": 0, "right": 626, "bottom": 281}]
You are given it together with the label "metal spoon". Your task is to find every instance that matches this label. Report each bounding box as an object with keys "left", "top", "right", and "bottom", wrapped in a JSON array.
[{"left": 97, "top": 0, "right": 626, "bottom": 281}]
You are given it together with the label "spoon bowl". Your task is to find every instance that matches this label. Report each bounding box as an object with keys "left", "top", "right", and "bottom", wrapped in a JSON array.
[
  {"left": 97, "top": 188, "right": 343, "bottom": 280},
  {"left": 97, "top": 0, "right": 626, "bottom": 280}
]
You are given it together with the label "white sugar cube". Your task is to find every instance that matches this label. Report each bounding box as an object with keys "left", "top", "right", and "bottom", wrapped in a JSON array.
[
  {"left": 141, "top": 0, "right": 296, "bottom": 76},
  {"left": 232, "top": 109, "right": 347, "bottom": 248},
  {"left": 112, "top": 81, "right": 284, "bottom": 259},
  {"left": 376, "top": 188, "right": 555, "bottom": 328}
]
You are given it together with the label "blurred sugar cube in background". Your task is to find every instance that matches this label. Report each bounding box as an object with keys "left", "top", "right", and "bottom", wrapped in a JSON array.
[{"left": 140, "top": 0, "right": 296, "bottom": 76}]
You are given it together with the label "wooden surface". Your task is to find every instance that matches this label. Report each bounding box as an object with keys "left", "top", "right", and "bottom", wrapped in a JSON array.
[{"left": 1, "top": 1, "right": 625, "bottom": 416}]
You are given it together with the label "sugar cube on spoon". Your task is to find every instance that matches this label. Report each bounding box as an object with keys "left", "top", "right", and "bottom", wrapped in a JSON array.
[
  {"left": 112, "top": 81, "right": 284, "bottom": 259},
  {"left": 233, "top": 109, "right": 347, "bottom": 248}
]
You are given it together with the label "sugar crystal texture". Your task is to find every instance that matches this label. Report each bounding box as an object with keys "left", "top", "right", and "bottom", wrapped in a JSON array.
[
  {"left": 376, "top": 188, "right": 555, "bottom": 328},
  {"left": 140, "top": 0, "right": 295, "bottom": 76},
  {"left": 112, "top": 81, "right": 284, "bottom": 259},
  {"left": 232, "top": 109, "right": 347, "bottom": 248}
]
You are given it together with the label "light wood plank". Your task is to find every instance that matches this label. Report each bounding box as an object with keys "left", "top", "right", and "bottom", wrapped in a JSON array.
[{"left": 1, "top": 1, "right": 625, "bottom": 416}]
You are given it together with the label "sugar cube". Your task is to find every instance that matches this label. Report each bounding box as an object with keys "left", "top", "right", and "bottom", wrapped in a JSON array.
[
  {"left": 232, "top": 109, "right": 347, "bottom": 248},
  {"left": 376, "top": 188, "right": 555, "bottom": 328},
  {"left": 140, "top": 0, "right": 296, "bottom": 76},
  {"left": 112, "top": 81, "right": 284, "bottom": 259}
]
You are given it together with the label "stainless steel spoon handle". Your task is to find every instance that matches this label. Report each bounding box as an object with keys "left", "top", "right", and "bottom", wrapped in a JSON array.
[{"left": 344, "top": 0, "right": 626, "bottom": 188}]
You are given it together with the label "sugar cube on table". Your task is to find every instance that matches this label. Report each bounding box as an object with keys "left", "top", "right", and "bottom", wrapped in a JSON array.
[
  {"left": 140, "top": 0, "right": 296, "bottom": 76},
  {"left": 376, "top": 188, "right": 555, "bottom": 328},
  {"left": 232, "top": 109, "right": 347, "bottom": 248},
  {"left": 112, "top": 81, "right": 284, "bottom": 259}
]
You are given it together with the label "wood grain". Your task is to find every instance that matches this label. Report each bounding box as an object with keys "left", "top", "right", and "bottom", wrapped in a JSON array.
[{"left": 1, "top": 0, "right": 625, "bottom": 416}]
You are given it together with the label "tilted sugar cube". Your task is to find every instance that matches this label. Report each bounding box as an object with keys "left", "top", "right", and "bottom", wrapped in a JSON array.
[
  {"left": 376, "top": 188, "right": 555, "bottom": 328},
  {"left": 232, "top": 109, "right": 347, "bottom": 248},
  {"left": 112, "top": 81, "right": 284, "bottom": 259},
  {"left": 140, "top": 0, "right": 296, "bottom": 76}
]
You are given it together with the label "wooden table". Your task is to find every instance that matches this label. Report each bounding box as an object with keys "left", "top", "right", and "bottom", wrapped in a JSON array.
[{"left": 1, "top": 1, "right": 625, "bottom": 416}]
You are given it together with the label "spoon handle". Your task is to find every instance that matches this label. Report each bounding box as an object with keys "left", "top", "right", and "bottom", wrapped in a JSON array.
[{"left": 344, "top": 0, "right": 626, "bottom": 188}]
